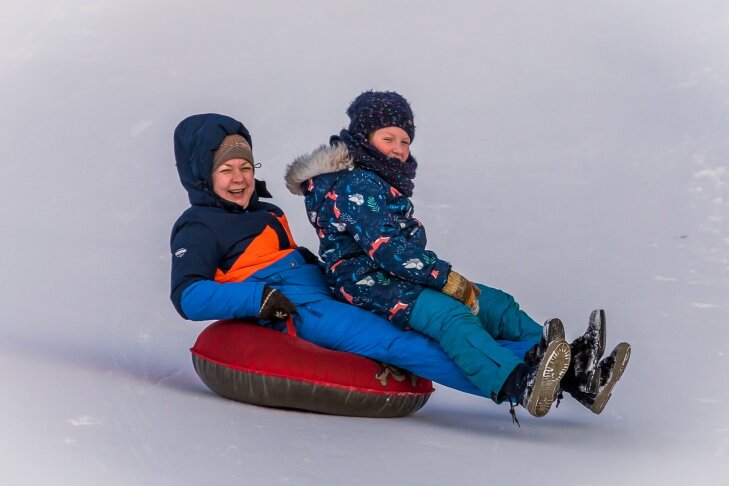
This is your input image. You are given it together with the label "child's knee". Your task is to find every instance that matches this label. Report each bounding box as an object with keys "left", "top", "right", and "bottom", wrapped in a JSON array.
[
  {"left": 477, "top": 284, "right": 516, "bottom": 311},
  {"left": 411, "top": 289, "right": 474, "bottom": 336}
]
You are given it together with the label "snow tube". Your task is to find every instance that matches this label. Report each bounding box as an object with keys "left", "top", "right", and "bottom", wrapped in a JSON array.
[{"left": 190, "top": 318, "right": 434, "bottom": 417}]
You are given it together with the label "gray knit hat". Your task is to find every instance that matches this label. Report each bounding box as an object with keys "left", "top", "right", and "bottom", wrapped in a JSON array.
[{"left": 212, "top": 135, "right": 254, "bottom": 172}]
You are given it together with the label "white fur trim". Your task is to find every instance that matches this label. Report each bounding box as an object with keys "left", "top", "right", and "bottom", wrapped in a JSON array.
[{"left": 284, "top": 143, "right": 354, "bottom": 195}]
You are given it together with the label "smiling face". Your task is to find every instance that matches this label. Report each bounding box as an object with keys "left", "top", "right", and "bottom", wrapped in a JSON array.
[
  {"left": 211, "top": 158, "right": 255, "bottom": 208},
  {"left": 368, "top": 126, "right": 411, "bottom": 162}
]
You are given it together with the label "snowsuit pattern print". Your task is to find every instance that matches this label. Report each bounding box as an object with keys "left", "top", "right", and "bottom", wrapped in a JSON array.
[{"left": 290, "top": 144, "right": 450, "bottom": 328}]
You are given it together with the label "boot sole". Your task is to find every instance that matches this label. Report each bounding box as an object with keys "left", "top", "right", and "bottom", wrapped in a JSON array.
[
  {"left": 527, "top": 340, "right": 571, "bottom": 417},
  {"left": 590, "top": 342, "right": 631, "bottom": 414}
]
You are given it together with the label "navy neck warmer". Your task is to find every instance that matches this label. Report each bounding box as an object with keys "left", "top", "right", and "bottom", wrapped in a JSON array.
[{"left": 331, "top": 129, "right": 417, "bottom": 197}]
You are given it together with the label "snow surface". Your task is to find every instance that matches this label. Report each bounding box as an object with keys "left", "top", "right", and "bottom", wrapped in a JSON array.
[{"left": 2, "top": 1, "right": 728, "bottom": 484}]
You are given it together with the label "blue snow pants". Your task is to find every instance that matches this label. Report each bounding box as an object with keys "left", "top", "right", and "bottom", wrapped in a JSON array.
[
  {"left": 249, "top": 253, "right": 540, "bottom": 400},
  {"left": 246, "top": 254, "right": 498, "bottom": 397},
  {"left": 293, "top": 298, "right": 486, "bottom": 396},
  {"left": 409, "top": 284, "right": 543, "bottom": 402}
]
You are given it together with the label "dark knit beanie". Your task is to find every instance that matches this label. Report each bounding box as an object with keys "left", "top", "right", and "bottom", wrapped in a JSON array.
[
  {"left": 212, "top": 135, "right": 254, "bottom": 172},
  {"left": 346, "top": 91, "right": 415, "bottom": 141}
]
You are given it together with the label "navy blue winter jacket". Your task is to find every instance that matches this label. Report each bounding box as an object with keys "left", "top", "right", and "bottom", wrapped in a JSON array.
[
  {"left": 170, "top": 113, "right": 318, "bottom": 320},
  {"left": 285, "top": 143, "right": 451, "bottom": 327}
]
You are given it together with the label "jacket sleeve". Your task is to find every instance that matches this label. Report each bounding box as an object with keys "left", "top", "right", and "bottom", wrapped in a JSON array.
[
  {"left": 170, "top": 221, "right": 265, "bottom": 320},
  {"left": 336, "top": 176, "right": 451, "bottom": 288},
  {"left": 180, "top": 279, "right": 265, "bottom": 321}
]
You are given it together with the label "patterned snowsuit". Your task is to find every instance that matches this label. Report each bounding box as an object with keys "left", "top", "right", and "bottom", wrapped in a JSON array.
[{"left": 286, "top": 143, "right": 543, "bottom": 399}]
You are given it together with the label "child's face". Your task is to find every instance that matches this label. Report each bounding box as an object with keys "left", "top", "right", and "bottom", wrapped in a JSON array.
[
  {"left": 368, "top": 127, "right": 411, "bottom": 162},
  {"left": 212, "top": 158, "right": 255, "bottom": 208}
]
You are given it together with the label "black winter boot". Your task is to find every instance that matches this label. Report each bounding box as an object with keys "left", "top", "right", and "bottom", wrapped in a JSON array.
[
  {"left": 569, "top": 342, "right": 631, "bottom": 414},
  {"left": 522, "top": 340, "right": 571, "bottom": 417},
  {"left": 561, "top": 309, "right": 606, "bottom": 396},
  {"left": 524, "top": 318, "right": 565, "bottom": 368},
  {"left": 503, "top": 339, "right": 571, "bottom": 420}
]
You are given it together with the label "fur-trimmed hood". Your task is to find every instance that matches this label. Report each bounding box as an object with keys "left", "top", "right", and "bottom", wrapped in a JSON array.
[{"left": 285, "top": 143, "right": 354, "bottom": 195}]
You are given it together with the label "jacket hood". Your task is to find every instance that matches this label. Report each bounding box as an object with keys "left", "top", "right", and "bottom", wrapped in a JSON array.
[
  {"left": 173, "top": 113, "right": 271, "bottom": 207},
  {"left": 285, "top": 143, "right": 354, "bottom": 195}
]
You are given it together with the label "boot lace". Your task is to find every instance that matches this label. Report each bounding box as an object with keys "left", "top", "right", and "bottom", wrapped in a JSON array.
[{"left": 508, "top": 398, "right": 521, "bottom": 428}]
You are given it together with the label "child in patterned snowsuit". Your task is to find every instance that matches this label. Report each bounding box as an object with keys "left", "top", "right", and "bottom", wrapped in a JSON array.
[{"left": 286, "top": 91, "right": 630, "bottom": 418}]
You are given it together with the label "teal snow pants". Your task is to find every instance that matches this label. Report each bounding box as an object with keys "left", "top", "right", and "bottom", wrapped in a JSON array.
[{"left": 409, "top": 284, "right": 543, "bottom": 402}]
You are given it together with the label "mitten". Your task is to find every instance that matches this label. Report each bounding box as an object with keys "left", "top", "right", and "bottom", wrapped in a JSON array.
[
  {"left": 441, "top": 270, "right": 481, "bottom": 314},
  {"left": 259, "top": 285, "right": 296, "bottom": 320}
]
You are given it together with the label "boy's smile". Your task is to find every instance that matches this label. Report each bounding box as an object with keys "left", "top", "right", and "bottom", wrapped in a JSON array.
[{"left": 369, "top": 127, "right": 411, "bottom": 162}]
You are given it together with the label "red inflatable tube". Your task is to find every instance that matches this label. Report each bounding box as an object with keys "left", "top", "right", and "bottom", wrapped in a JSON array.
[{"left": 190, "top": 319, "right": 434, "bottom": 418}]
